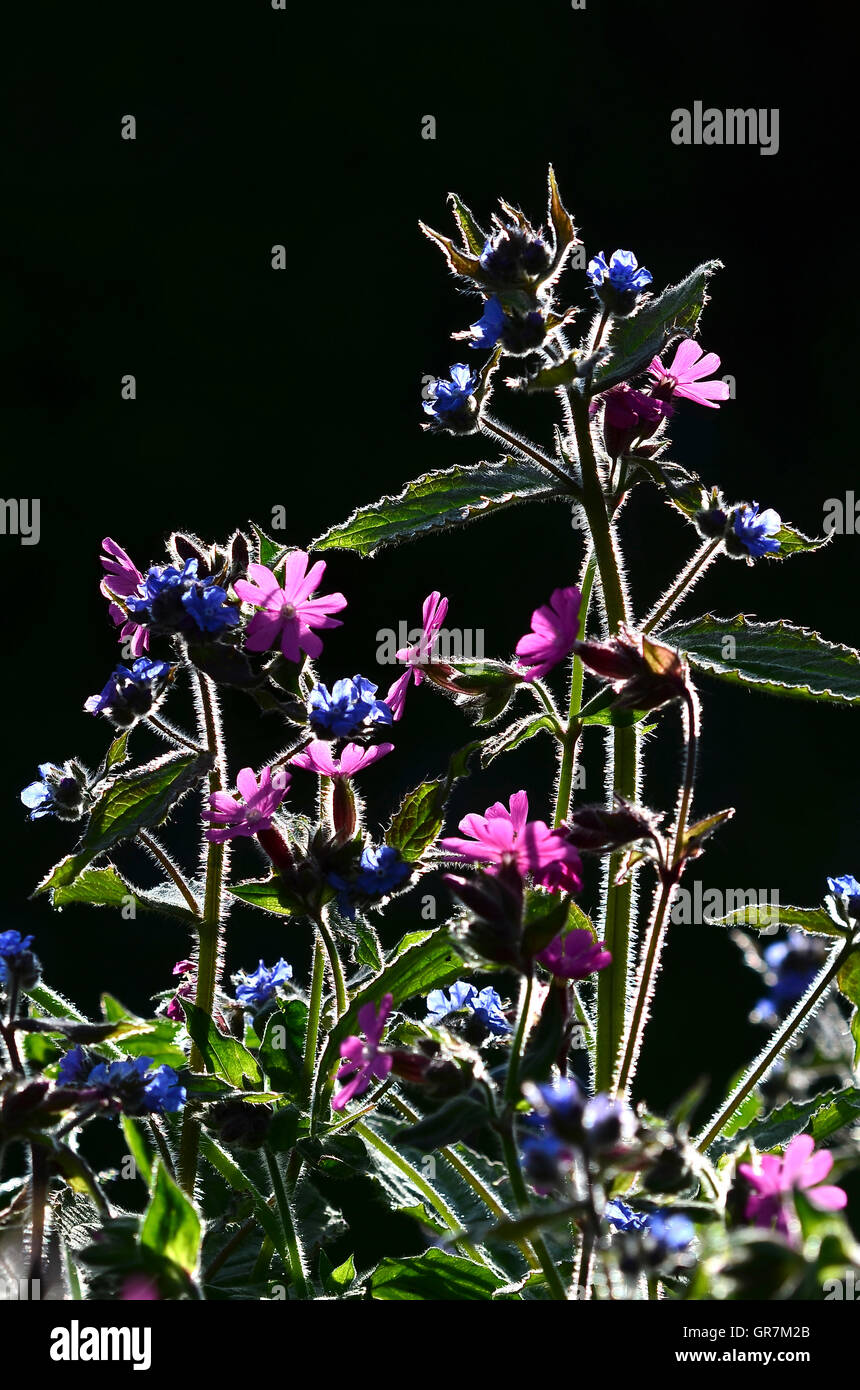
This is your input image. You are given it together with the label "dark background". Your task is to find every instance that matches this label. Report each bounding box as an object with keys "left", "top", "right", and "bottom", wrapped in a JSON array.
[{"left": 1, "top": 3, "right": 854, "bottom": 1134}]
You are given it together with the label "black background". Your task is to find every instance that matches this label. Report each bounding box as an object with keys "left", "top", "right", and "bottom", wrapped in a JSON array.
[{"left": 1, "top": 3, "right": 855, "bottom": 1144}]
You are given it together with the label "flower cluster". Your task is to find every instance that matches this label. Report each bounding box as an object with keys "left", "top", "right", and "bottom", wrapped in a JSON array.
[
  {"left": 232, "top": 958, "right": 293, "bottom": 1009},
  {"left": 85, "top": 658, "right": 173, "bottom": 726},
  {"left": 426, "top": 981, "right": 511, "bottom": 1038},
  {"left": 57, "top": 1048, "right": 186, "bottom": 1116}
]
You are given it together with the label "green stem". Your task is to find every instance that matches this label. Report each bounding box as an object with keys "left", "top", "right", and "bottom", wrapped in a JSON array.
[
  {"left": 314, "top": 910, "right": 347, "bottom": 1017},
  {"left": 642, "top": 538, "right": 722, "bottom": 636},
  {"left": 353, "top": 1120, "right": 491, "bottom": 1267},
  {"left": 695, "top": 942, "right": 854, "bottom": 1153},
  {"left": 137, "top": 829, "right": 201, "bottom": 917},
  {"left": 481, "top": 416, "right": 581, "bottom": 492},
  {"left": 614, "top": 687, "right": 700, "bottom": 1099},
  {"left": 179, "top": 669, "right": 228, "bottom": 1194},
  {"left": 264, "top": 1146, "right": 309, "bottom": 1298},
  {"left": 554, "top": 549, "right": 597, "bottom": 827},
  {"left": 303, "top": 935, "right": 326, "bottom": 1100},
  {"left": 505, "top": 973, "right": 534, "bottom": 1106}
]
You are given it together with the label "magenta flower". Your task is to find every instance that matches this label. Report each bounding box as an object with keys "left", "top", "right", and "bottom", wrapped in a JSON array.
[
  {"left": 647, "top": 338, "right": 730, "bottom": 409},
  {"left": 289, "top": 740, "right": 393, "bottom": 778},
  {"left": 202, "top": 766, "right": 291, "bottom": 843},
  {"left": 440, "top": 790, "right": 582, "bottom": 893},
  {"left": 536, "top": 929, "right": 611, "bottom": 980},
  {"left": 515, "top": 586, "right": 581, "bottom": 681},
  {"left": 332, "top": 994, "right": 394, "bottom": 1111},
  {"left": 385, "top": 591, "right": 449, "bottom": 720},
  {"left": 100, "top": 537, "right": 149, "bottom": 657},
  {"left": 233, "top": 555, "right": 347, "bottom": 664},
  {"left": 165, "top": 960, "right": 196, "bottom": 1022},
  {"left": 739, "top": 1134, "right": 847, "bottom": 1236}
]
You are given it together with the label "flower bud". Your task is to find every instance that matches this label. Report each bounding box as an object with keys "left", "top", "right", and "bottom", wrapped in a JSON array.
[{"left": 203, "top": 1099, "right": 273, "bottom": 1150}]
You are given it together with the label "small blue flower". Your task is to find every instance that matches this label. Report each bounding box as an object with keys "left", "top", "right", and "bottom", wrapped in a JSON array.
[
  {"left": 128, "top": 559, "right": 238, "bottom": 634},
  {"left": 85, "top": 658, "right": 172, "bottom": 717},
  {"left": 605, "top": 1199, "right": 650, "bottom": 1234},
  {"left": 183, "top": 582, "right": 239, "bottom": 633},
  {"left": 828, "top": 874, "right": 860, "bottom": 900},
  {"left": 731, "top": 504, "right": 781, "bottom": 558},
  {"left": 533, "top": 1077, "right": 586, "bottom": 1122},
  {"left": 587, "top": 249, "right": 652, "bottom": 293},
  {"left": 521, "top": 1131, "right": 573, "bottom": 1193},
  {"left": 81, "top": 1054, "right": 186, "bottom": 1115},
  {"left": 0, "top": 929, "right": 35, "bottom": 984},
  {"left": 142, "top": 1064, "right": 187, "bottom": 1114},
  {"left": 467, "top": 296, "right": 506, "bottom": 350},
  {"left": 355, "top": 846, "right": 411, "bottom": 896},
  {"left": 127, "top": 559, "right": 198, "bottom": 612},
  {"left": 20, "top": 762, "right": 89, "bottom": 822},
  {"left": 423, "top": 364, "right": 479, "bottom": 424},
  {"left": 233, "top": 958, "right": 293, "bottom": 1008},
  {"left": 647, "top": 1211, "right": 695, "bottom": 1253},
  {"left": 426, "top": 981, "right": 511, "bottom": 1036},
  {"left": 309, "top": 675, "right": 392, "bottom": 738},
  {"left": 56, "top": 1045, "right": 91, "bottom": 1085}
]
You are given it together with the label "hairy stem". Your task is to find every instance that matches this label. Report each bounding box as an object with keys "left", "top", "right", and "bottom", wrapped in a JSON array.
[
  {"left": 303, "top": 935, "right": 326, "bottom": 1100},
  {"left": 641, "top": 539, "right": 722, "bottom": 635},
  {"left": 481, "top": 416, "right": 581, "bottom": 491},
  {"left": 147, "top": 713, "right": 203, "bottom": 753},
  {"left": 264, "top": 1146, "right": 309, "bottom": 1298},
  {"left": 137, "top": 829, "right": 201, "bottom": 917},
  {"left": 313, "top": 910, "right": 347, "bottom": 1018},
  {"left": 694, "top": 941, "right": 854, "bottom": 1153},
  {"left": 554, "top": 548, "right": 597, "bottom": 827}
]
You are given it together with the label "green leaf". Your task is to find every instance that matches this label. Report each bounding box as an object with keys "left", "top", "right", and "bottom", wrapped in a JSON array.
[
  {"left": 327, "top": 1253, "right": 357, "bottom": 1290},
  {"left": 393, "top": 1096, "right": 491, "bottom": 1153},
  {"left": 707, "top": 902, "right": 846, "bottom": 937},
  {"left": 767, "top": 521, "right": 830, "bottom": 561},
  {"left": 121, "top": 1116, "right": 154, "bottom": 1191},
  {"left": 259, "top": 1002, "right": 308, "bottom": 1100},
  {"left": 50, "top": 865, "right": 196, "bottom": 923},
  {"left": 838, "top": 952, "right": 860, "bottom": 1068},
  {"left": 140, "top": 1161, "right": 201, "bottom": 1276},
  {"left": 388, "top": 739, "right": 482, "bottom": 861},
  {"left": 355, "top": 922, "right": 383, "bottom": 972},
  {"left": 36, "top": 752, "right": 213, "bottom": 894},
  {"left": 228, "top": 876, "right": 305, "bottom": 916},
  {"left": 662, "top": 614, "right": 860, "bottom": 705},
  {"left": 312, "top": 460, "right": 561, "bottom": 557},
  {"left": 447, "top": 193, "right": 486, "bottom": 256},
  {"left": 101, "top": 995, "right": 188, "bottom": 1070},
  {"left": 592, "top": 260, "right": 722, "bottom": 393},
  {"left": 370, "top": 1249, "right": 514, "bottom": 1300},
  {"left": 251, "top": 522, "right": 285, "bottom": 570},
  {"left": 181, "top": 1001, "right": 261, "bottom": 1088},
  {"left": 105, "top": 732, "right": 130, "bottom": 770},
  {"left": 483, "top": 714, "right": 559, "bottom": 764},
  {"left": 711, "top": 1087, "right": 860, "bottom": 1158},
  {"left": 199, "top": 1134, "right": 289, "bottom": 1264}
]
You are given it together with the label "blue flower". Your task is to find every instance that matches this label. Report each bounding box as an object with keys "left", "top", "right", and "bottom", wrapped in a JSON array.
[
  {"left": 85, "top": 658, "right": 172, "bottom": 718},
  {"left": 587, "top": 249, "right": 652, "bottom": 293},
  {"left": 829, "top": 874, "right": 860, "bottom": 898},
  {"left": 647, "top": 1211, "right": 695, "bottom": 1253},
  {"left": 0, "top": 930, "right": 35, "bottom": 984},
  {"left": 762, "top": 932, "right": 825, "bottom": 1005},
  {"left": 423, "top": 364, "right": 479, "bottom": 425},
  {"left": 233, "top": 958, "right": 293, "bottom": 1009},
  {"left": 731, "top": 504, "right": 781, "bottom": 558},
  {"left": 56, "top": 1045, "right": 91, "bottom": 1085},
  {"left": 467, "top": 297, "right": 506, "bottom": 350},
  {"left": 355, "top": 846, "right": 411, "bottom": 896},
  {"left": 426, "top": 981, "right": 511, "bottom": 1036},
  {"left": 606, "top": 1199, "right": 650, "bottom": 1233},
  {"left": 81, "top": 1055, "right": 186, "bottom": 1115},
  {"left": 127, "top": 559, "right": 238, "bottom": 635},
  {"left": 521, "top": 1131, "right": 573, "bottom": 1193},
  {"left": 20, "top": 761, "right": 89, "bottom": 821},
  {"left": 309, "top": 675, "right": 392, "bottom": 738}
]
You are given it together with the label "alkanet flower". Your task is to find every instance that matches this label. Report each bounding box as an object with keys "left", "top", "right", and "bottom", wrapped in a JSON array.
[
  {"left": 385, "top": 591, "right": 450, "bottom": 720},
  {"left": 126, "top": 559, "right": 239, "bottom": 636},
  {"left": 587, "top": 249, "right": 652, "bottom": 293},
  {"left": 426, "top": 981, "right": 511, "bottom": 1036},
  {"left": 648, "top": 338, "right": 730, "bottom": 409},
  {"left": 20, "top": 761, "right": 92, "bottom": 822},
  {"left": 309, "top": 675, "right": 392, "bottom": 738},
  {"left": 332, "top": 994, "right": 394, "bottom": 1111},
  {"left": 731, "top": 503, "right": 781, "bottom": 558},
  {"left": 422, "top": 364, "right": 479, "bottom": 430},
  {"left": 100, "top": 537, "right": 149, "bottom": 657},
  {"left": 290, "top": 740, "right": 393, "bottom": 778},
  {"left": 233, "top": 958, "right": 293, "bottom": 1008},
  {"left": 165, "top": 960, "right": 196, "bottom": 1023},
  {"left": 0, "top": 930, "right": 37, "bottom": 986},
  {"left": 202, "top": 766, "right": 290, "bottom": 842},
  {"left": 355, "top": 846, "right": 411, "bottom": 895},
  {"left": 739, "top": 1134, "right": 847, "bottom": 1235},
  {"left": 440, "top": 790, "right": 583, "bottom": 893},
  {"left": 467, "top": 296, "right": 506, "bottom": 349},
  {"left": 84, "top": 657, "right": 172, "bottom": 724},
  {"left": 61, "top": 1053, "right": 186, "bottom": 1115},
  {"left": 515, "top": 586, "right": 581, "bottom": 681},
  {"left": 536, "top": 929, "right": 612, "bottom": 980},
  {"left": 234, "top": 556, "right": 347, "bottom": 663}
]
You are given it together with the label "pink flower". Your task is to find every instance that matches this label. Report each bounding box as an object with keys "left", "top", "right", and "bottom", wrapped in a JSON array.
[
  {"left": 202, "top": 766, "right": 291, "bottom": 843},
  {"left": 289, "top": 740, "right": 393, "bottom": 778},
  {"left": 647, "top": 338, "right": 731, "bottom": 409},
  {"left": 515, "top": 586, "right": 581, "bottom": 681},
  {"left": 100, "top": 537, "right": 149, "bottom": 657},
  {"left": 166, "top": 960, "right": 195, "bottom": 1022},
  {"left": 440, "top": 790, "right": 582, "bottom": 893},
  {"left": 739, "top": 1134, "right": 847, "bottom": 1236},
  {"left": 233, "top": 555, "right": 347, "bottom": 664},
  {"left": 332, "top": 994, "right": 394, "bottom": 1111},
  {"left": 536, "top": 929, "right": 611, "bottom": 980},
  {"left": 385, "top": 591, "right": 449, "bottom": 720}
]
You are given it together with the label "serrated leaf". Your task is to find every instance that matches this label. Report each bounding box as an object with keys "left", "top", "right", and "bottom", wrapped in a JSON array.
[
  {"left": 35, "top": 752, "right": 212, "bottom": 894},
  {"left": 592, "top": 260, "right": 721, "bottom": 393},
  {"left": 182, "top": 1001, "right": 261, "bottom": 1088},
  {"left": 838, "top": 952, "right": 860, "bottom": 1068},
  {"left": 447, "top": 193, "right": 486, "bottom": 257},
  {"left": 708, "top": 903, "right": 846, "bottom": 937},
  {"left": 140, "top": 1161, "right": 201, "bottom": 1276},
  {"left": 105, "top": 732, "right": 130, "bottom": 770},
  {"left": 370, "top": 1249, "right": 513, "bottom": 1300},
  {"left": 483, "top": 714, "right": 559, "bottom": 764},
  {"left": 662, "top": 615, "right": 860, "bottom": 705},
  {"left": 251, "top": 522, "right": 285, "bottom": 570},
  {"left": 387, "top": 781, "right": 447, "bottom": 862},
  {"left": 312, "top": 461, "right": 561, "bottom": 557},
  {"left": 228, "top": 876, "right": 306, "bottom": 916},
  {"left": 355, "top": 922, "right": 382, "bottom": 972},
  {"left": 711, "top": 1087, "right": 860, "bottom": 1158},
  {"left": 50, "top": 865, "right": 196, "bottom": 923}
]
